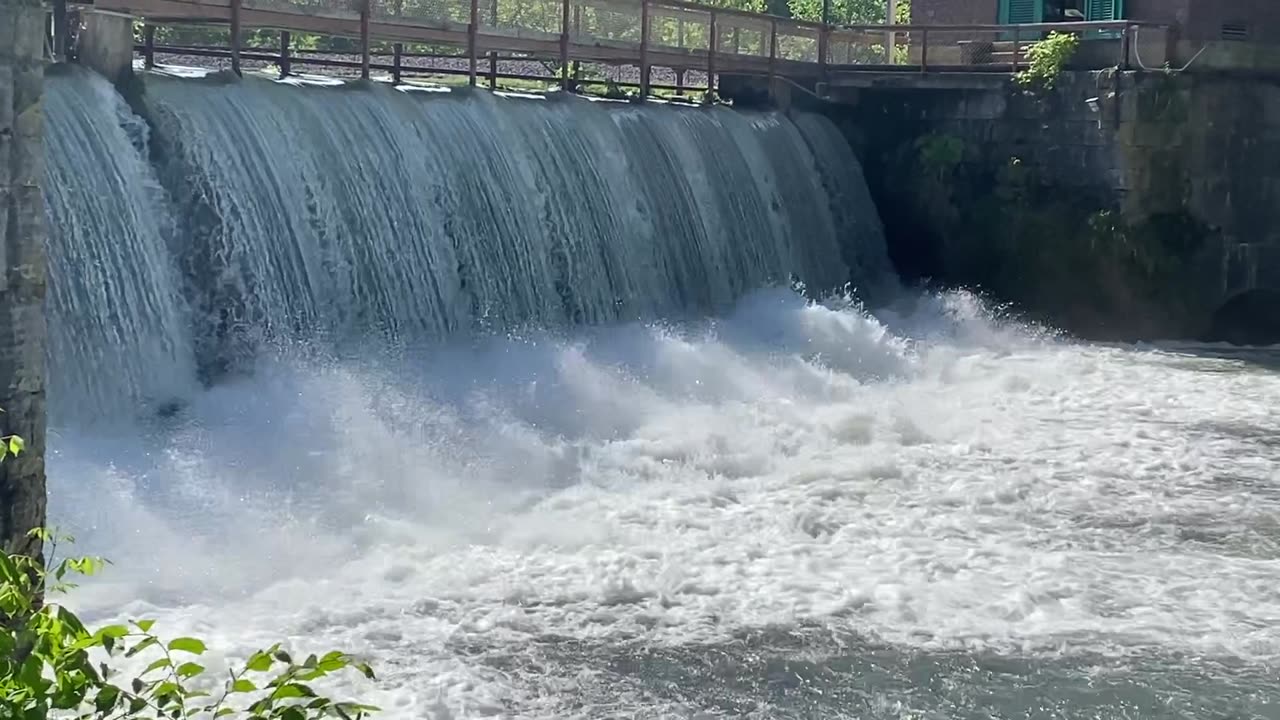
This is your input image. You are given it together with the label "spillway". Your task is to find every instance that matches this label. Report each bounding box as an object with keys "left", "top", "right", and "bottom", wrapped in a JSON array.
[{"left": 41, "top": 66, "right": 1280, "bottom": 720}]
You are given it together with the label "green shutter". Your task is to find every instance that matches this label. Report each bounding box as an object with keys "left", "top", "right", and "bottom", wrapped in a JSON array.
[
  {"left": 1085, "top": 0, "right": 1125, "bottom": 21},
  {"left": 1000, "top": 0, "right": 1042, "bottom": 24}
]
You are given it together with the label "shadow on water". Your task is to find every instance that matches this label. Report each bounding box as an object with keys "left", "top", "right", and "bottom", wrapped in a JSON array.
[
  {"left": 1138, "top": 341, "right": 1280, "bottom": 374},
  {"left": 466, "top": 626, "right": 1280, "bottom": 719}
]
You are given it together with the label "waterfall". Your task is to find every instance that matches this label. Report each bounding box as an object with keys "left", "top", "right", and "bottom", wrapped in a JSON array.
[
  {"left": 44, "top": 69, "right": 891, "bottom": 419},
  {"left": 43, "top": 67, "right": 197, "bottom": 421}
]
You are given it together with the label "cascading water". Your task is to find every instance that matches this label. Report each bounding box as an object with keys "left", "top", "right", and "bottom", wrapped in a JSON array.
[
  {"left": 43, "top": 67, "right": 196, "bottom": 420},
  {"left": 43, "top": 68, "right": 1280, "bottom": 719},
  {"left": 138, "top": 74, "right": 891, "bottom": 380}
]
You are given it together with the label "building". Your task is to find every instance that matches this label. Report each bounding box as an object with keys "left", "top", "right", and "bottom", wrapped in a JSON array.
[{"left": 913, "top": 0, "right": 1280, "bottom": 45}]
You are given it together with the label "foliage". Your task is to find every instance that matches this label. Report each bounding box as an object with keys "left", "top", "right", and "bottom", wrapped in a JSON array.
[
  {"left": 0, "top": 433, "right": 20, "bottom": 464},
  {"left": 914, "top": 133, "right": 964, "bottom": 181},
  {"left": 1015, "top": 31, "right": 1079, "bottom": 90},
  {"left": 788, "top": 0, "right": 908, "bottom": 26},
  {"left": 0, "top": 522, "right": 378, "bottom": 718}
]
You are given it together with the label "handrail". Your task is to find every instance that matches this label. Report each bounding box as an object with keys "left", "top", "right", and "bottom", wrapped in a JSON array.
[{"left": 67, "top": 0, "right": 1168, "bottom": 100}]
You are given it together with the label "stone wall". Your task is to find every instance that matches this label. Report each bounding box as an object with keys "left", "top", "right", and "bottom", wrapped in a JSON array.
[
  {"left": 833, "top": 70, "right": 1280, "bottom": 342},
  {"left": 0, "top": 0, "right": 48, "bottom": 557}
]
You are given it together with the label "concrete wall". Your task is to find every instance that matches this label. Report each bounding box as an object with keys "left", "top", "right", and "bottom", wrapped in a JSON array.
[
  {"left": 77, "top": 11, "right": 135, "bottom": 86},
  {"left": 834, "top": 70, "right": 1280, "bottom": 341},
  {"left": 1189, "top": 0, "right": 1280, "bottom": 44}
]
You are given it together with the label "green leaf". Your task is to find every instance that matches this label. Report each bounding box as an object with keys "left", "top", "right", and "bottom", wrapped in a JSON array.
[
  {"left": 132, "top": 619, "right": 156, "bottom": 633},
  {"left": 167, "top": 637, "right": 207, "bottom": 655},
  {"left": 232, "top": 678, "right": 258, "bottom": 693},
  {"left": 245, "top": 652, "right": 273, "bottom": 673},
  {"left": 355, "top": 662, "right": 376, "bottom": 680},
  {"left": 175, "top": 661, "right": 205, "bottom": 678},
  {"left": 215, "top": 709, "right": 235, "bottom": 717},
  {"left": 273, "top": 649, "right": 292, "bottom": 664},
  {"left": 273, "top": 683, "right": 315, "bottom": 699},
  {"left": 98, "top": 624, "right": 129, "bottom": 639},
  {"left": 9, "top": 435, "right": 24, "bottom": 456},
  {"left": 143, "top": 656, "right": 173, "bottom": 675},
  {"left": 94, "top": 684, "right": 121, "bottom": 713},
  {"left": 126, "top": 636, "right": 159, "bottom": 657}
]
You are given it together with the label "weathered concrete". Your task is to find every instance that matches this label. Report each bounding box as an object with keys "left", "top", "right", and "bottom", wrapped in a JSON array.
[
  {"left": 830, "top": 69, "right": 1280, "bottom": 341},
  {"left": 78, "top": 10, "right": 135, "bottom": 86},
  {"left": 0, "top": 0, "right": 47, "bottom": 558}
]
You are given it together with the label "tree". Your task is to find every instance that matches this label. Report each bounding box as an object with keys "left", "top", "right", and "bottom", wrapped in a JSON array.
[{"left": 0, "top": 0, "right": 48, "bottom": 563}]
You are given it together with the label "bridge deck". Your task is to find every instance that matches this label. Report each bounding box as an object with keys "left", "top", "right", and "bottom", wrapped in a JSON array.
[{"left": 77, "top": 0, "right": 1167, "bottom": 95}]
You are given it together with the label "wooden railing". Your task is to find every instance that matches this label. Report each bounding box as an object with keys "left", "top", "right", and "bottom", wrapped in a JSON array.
[{"left": 74, "top": 0, "right": 1171, "bottom": 94}]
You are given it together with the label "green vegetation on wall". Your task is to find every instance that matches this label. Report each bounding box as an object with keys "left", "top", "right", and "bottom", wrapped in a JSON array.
[{"left": 1015, "top": 31, "right": 1079, "bottom": 90}]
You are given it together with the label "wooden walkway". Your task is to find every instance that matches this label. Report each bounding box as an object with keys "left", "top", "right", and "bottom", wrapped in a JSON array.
[{"left": 76, "top": 0, "right": 1166, "bottom": 96}]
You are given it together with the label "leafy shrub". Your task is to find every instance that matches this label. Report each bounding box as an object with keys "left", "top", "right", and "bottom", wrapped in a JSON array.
[{"left": 1016, "top": 31, "right": 1080, "bottom": 90}]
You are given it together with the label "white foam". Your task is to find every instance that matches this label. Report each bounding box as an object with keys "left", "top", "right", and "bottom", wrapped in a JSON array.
[{"left": 51, "top": 289, "right": 1280, "bottom": 717}]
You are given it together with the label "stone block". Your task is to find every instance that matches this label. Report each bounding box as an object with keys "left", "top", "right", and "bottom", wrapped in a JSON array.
[
  {"left": 0, "top": 192, "right": 7, "bottom": 293},
  {"left": 7, "top": 185, "right": 45, "bottom": 272},
  {"left": 10, "top": 8, "right": 44, "bottom": 62}
]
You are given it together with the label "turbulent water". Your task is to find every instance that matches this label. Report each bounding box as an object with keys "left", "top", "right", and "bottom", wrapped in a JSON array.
[{"left": 44, "top": 66, "right": 1280, "bottom": 719}]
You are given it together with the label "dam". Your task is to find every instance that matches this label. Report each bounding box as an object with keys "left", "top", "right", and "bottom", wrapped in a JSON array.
[{"left": 22, "top": 44, "right": 1280, "bottom": 720}]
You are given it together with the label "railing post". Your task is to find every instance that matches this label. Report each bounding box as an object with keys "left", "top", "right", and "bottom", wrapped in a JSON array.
[
  {"left": 1120, "top": 24, "right": 1132, "bottom": 70},
  {"left": 818, "top": 24, "right": 827, "bottom": 80},
  {"left": 144, "top": 24, "right": 156, "bottom": 70},
  {"left": 468, "top": 0, "right": 479, "bottom": 85},
  {"left": 52, "top": 0, "right": 68, "bottom": 61},
  {"left": 278, "top": 30, "right": 290, "bottom": 77},
  {"left": 706, "top": 10, "right": 717, "bottom": 98},
  {"left": 768, "top": 18, "right": 777, "bottom": 89},
  {"left": 639, "top": 0, "right": 650, "bottom": 98},
  {"left": 885, "top": 0, "right": 897, "bottom": 63},
  {"left": 1010, "top": 25, "right": 1020, "bottom": 72},
  {"left": 359, "top": 0, "right": 371, "bottom": 80},
  {"left": 489, "top": 0, "right": 499, "bottom": 89},
  {"left": 560, "top": 0, "right": 570, "bottom": 90},
  {"left": 393, "top": 41, "right": 403, "bottom": 83},
  {"left": 571, "top": 3, "right": 581, "bottom": 85},
  {"left": 230, "top": 0, "right": 242, "bottom": 76},
  {"left": 920, "top": 27, "right": 928, "bottom": 71}
]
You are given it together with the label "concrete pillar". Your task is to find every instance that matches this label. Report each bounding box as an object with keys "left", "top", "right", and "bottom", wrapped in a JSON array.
[
  {"left": 78, "top": 10, "right": 135, "bottom": 85},
  {"left": 0, "top": 0, "right": 48, "bottom": 560}
]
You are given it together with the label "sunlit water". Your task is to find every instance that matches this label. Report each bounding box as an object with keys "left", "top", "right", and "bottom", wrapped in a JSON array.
[
  {"left": 52, "top": 290, "right": 1280, "bottom": 719},
  {"left": 41, "top": 66, "right": 1280, "bottom": 719}
]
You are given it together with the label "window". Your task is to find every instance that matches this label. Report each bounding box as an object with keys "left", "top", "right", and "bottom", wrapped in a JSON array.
[
  {"left": 998, "top": 0, "right": 1125, "bottom": 24},
  {"left": 999, "top": 0, "right": 1043, "bottom": 24},
  {"left": 1084, "top": 0, "right": 1124, "bottom": 21}
]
